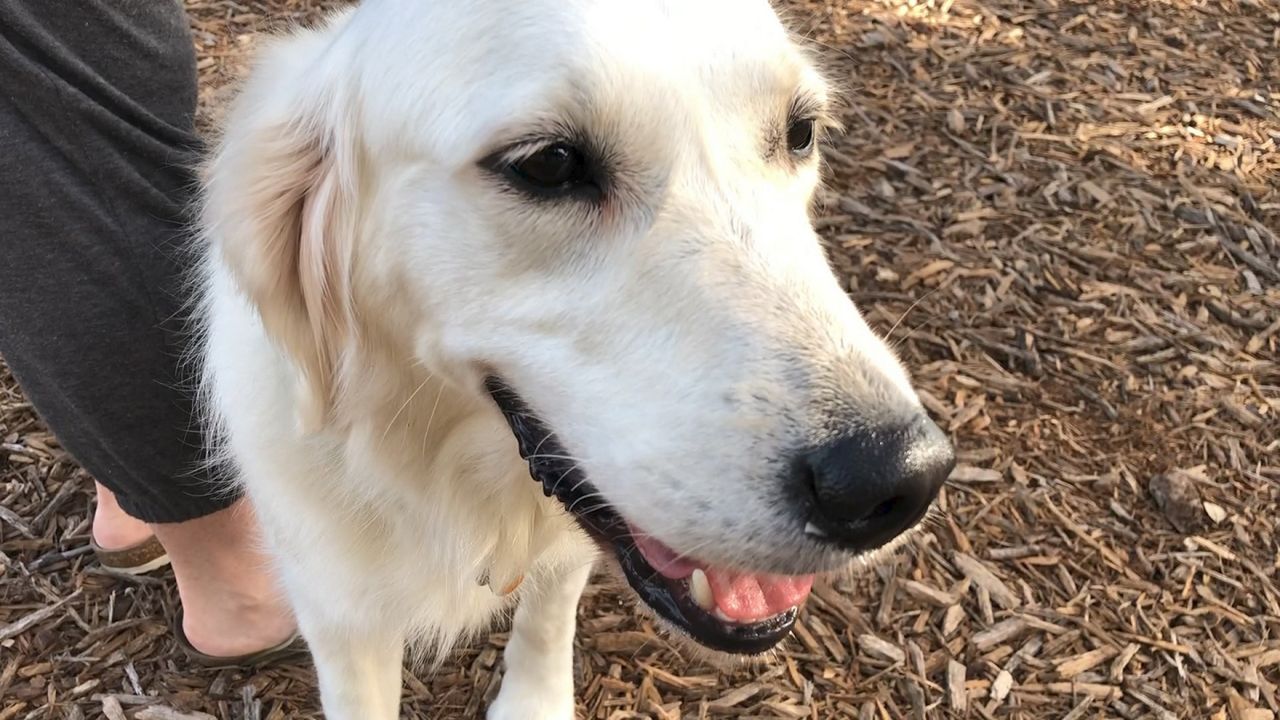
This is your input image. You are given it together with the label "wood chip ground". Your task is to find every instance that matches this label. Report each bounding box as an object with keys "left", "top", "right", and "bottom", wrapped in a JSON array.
[{"left": 3, "top": 0, "right": 1278, "bottom": 717}]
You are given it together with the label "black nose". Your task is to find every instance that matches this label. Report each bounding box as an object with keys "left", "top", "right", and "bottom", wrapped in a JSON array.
[{"left": 798, "top": 415, "right": 954, "bottom": 552}]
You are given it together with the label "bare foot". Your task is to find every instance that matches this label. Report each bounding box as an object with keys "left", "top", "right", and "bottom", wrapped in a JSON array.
[
  {"left": 92, "top": 482, "right": 154, "bottom": 550},
  {"left": 152, "top": 499, "right": 297, "bottom": 658}
]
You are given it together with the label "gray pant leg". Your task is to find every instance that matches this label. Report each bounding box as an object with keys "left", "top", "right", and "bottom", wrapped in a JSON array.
[{"left": 0, "top": 0, "right": 235, "bottom": 522}]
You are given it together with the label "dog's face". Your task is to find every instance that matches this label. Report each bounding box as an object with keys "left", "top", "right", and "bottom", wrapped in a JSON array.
[{"left": 211, "top": 0, "right": 953, "bottom": 655}]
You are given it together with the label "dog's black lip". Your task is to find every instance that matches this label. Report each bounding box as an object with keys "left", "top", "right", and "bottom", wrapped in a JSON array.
[{"left": 485, "top": 376, "right": 798, "bottom": 655}]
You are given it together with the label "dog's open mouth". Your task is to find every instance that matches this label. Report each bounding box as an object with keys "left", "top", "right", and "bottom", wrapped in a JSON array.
[{"left": 486, "top": 377, "right": 814, "bottom": 655}]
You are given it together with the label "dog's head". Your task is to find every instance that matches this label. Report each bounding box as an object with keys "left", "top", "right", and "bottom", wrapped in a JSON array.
[{"left": 207, "top": 0, "right": 953, "bottom": 654}]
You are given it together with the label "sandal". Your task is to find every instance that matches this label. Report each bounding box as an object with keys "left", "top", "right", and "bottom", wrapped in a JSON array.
[
  {"left": 91, "top": 534, "right": 171, "bottom": 575},
  {"left": 173, "top": 608, "right": 310, "bottom": 669}
]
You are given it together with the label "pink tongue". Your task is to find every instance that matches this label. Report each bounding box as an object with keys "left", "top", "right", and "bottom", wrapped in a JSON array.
[
  {"left": 632, "top": 533, "right": 699, "bottom": 578},
  {"left": 631, "top": 530, "right": 815, "bottom": 623},
  {"left": 704, "top": 569, "right": 815, "bottom": 623}
]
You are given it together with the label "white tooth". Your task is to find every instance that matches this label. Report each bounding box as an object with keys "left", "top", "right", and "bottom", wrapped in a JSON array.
[
  {"left": 713, "top": 607, "right": 737, "bottom": 623},
  {"left": 689, "top": 568, "right": 714, "bottom": 612},
  {"left": 804, "top": 522, "right": 828, "bottom": 538}
]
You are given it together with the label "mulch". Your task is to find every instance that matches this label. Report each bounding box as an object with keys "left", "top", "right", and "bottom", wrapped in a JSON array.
[{"left": 2, "top": 0, "right": 1278, "bottom": 718}]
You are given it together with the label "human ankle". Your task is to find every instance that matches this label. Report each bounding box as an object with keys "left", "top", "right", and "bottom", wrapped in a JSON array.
[
  {"left": 92, "top": 483, "right": 153, "bottom": 550},
  {"left": 152, "top": 500, "right": 296, "bottom": 657},
  {"left": 179, "top": 589, "right": 296, "bottom": 657}
]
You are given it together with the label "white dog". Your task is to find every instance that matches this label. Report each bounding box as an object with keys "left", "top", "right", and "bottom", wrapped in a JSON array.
[{"left": 198, "top": 1, "right": 955, "bottom": 717}]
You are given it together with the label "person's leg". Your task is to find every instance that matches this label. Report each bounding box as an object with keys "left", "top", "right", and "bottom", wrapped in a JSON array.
[
  {"left": 0, "top": 0, "right": 219, "bottom": 526},
  {"left": 93, "top": 482, "right": 153, "bottom": 551},
  {"left": 92, "top": 484, "right": 294, "bottom": 655},
  {"left": 153, "top": 500, "right": 297, "bottom": 657},
  {"left": 0, "top": 0, "right": 293, "bottom": 657}
]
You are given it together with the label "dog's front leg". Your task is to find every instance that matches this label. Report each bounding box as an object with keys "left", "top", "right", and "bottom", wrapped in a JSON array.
[
  {"left": 487, "top": 561, "right": 593, "bottom": 720},
  {"left": 303, "top": 621, "right": 405, "bottom": 720}
]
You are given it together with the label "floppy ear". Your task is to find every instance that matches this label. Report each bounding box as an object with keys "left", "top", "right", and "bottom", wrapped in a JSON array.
[{"left": 205, "top": 60, "right": 357, "bottom": 433}]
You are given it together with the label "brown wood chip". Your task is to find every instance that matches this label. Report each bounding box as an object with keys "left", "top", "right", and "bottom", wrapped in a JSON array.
[{"left": 953, "top": 553, "right": 1021, "bottom": 610}]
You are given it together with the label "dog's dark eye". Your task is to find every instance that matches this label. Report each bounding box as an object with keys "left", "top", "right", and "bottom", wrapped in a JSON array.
[
  {"left": 507, "top": 143, "right": 593, "bottom": 195},
  {"left": 786, "top": 118, "right": 816, "bottom": 157}
]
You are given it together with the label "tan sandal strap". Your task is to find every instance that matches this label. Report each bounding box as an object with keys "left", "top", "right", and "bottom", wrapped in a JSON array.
[{"left": 93, "top": 534, "right": 167, "bottom": 571}]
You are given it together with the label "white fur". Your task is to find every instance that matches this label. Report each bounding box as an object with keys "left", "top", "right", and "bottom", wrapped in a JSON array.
[{"left": 199, "top": 1, "right": 926, "bottom": 718}]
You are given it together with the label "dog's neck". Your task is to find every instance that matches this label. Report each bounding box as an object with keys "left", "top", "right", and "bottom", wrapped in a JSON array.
[{"left": 319, "top": 356, "right": 569, "bottom": 598}]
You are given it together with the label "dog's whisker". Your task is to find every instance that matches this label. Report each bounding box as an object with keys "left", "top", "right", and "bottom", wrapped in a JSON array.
[
  {"left": 379, "top": 373, "right": 433, "bottom": 442},
  {"left": 549, "top": 464, "right": 584, "bottom": 498},
  {"left": 883, "top": 284, "right": 942, "bottom": 346},
  {"left": 887, "top": 314, "right": 938, "bottom": 355},
  {"left": 566, "top": 489, "right": 614, "bottom": 516},
  {"left": 530, "top": 430, "right": 557, "bottom": 460},
  {"left": 567, "top": 501, "right": 615, "bottom": 516},
  {"left": 559, "top": 490, "right": 603, "bottom": 507},
  {"left": 524, "top": 453, "right": 587, "bottom": 463},
  {"left": 562, "top": 473, "right": 597, "bottom": 498},
  {"left": 420, "top": 382, "right": 446, "bottom": 458}
]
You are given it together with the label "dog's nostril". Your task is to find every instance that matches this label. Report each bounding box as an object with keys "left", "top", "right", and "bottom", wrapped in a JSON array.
[
  {"left": 799, "top": 461, "right": 819, "bottom": 496},
  {"left": 868, "top": 497, "right": 900, "bottom": 521},
  {"left": 798, "top": 414, "right": 953, "bottom": 553}
]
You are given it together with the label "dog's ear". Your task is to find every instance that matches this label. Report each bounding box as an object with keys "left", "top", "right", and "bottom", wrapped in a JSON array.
[{"left": 206, "top": 53, "right": 357, "bottom": 433}]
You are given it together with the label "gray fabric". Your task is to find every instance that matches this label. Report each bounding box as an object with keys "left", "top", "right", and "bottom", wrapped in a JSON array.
[{"left": 0, "top": 0, "right": 235, "bottom": 522}]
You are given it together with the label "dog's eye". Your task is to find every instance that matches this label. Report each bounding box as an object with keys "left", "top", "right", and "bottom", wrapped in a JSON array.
[
  {"left": 507, "top": 143, "right": 593, "bottom": 195},
  {"left": 786, "top": 118, "right": 816, "bottom": 157}
]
